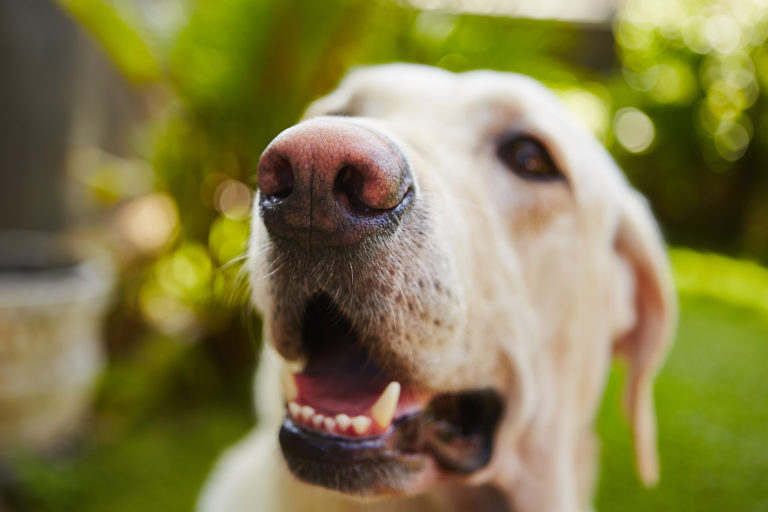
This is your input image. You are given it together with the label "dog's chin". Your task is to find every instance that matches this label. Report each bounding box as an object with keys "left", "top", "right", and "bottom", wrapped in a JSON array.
[
  {"left": 278, "top": 415, "right": 432, "bottom": 496},
  {"left": 279, "top": 388, "right": 503, "bottom": 496},
  {"left": 275, "top": 293, "right": 504, "bottom": 497}
]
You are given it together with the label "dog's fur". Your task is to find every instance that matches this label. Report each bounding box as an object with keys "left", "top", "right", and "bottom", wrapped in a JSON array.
[{"left": 199, "top": 64, "right": 676, "bottom": 512}]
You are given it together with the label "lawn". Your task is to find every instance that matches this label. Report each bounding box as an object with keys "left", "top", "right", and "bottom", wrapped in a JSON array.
[
  {"left": 4, "top": 250, "right": 768, "bottom": 511},
  {"left": 597, "top": 292, "right": 768, "bottom": 511}
]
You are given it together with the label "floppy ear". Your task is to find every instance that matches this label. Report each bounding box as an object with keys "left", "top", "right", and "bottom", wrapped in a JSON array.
[{"left": 612, "top": 190, "right": 677, "bottom": 486}]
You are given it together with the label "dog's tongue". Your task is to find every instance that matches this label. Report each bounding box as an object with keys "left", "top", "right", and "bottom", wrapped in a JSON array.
[
  {"left": 293, "top": 345, "right": 425, "bottom": 419},
  {"left": 295, "top": 351, "right": 390, "bottom": 416}
]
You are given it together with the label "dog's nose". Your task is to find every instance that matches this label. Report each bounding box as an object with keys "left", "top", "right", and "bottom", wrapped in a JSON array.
[{"left": 257, "top": 118, "right": 413, "bottom": 247}]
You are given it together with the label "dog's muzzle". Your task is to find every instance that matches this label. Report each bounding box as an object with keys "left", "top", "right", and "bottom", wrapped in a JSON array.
[{"left": 255, "top": 118, "right": 504, "bottom": 495}]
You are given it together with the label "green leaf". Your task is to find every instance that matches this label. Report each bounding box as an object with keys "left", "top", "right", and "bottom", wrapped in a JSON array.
[{"left": 56, "top": 0, "right": 163, "bottom": 84}]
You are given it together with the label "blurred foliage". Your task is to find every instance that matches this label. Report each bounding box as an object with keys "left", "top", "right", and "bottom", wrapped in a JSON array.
[
  {"left": 54, "top": 0, "right": 162, "bottom": 84},
  {"left": 613, "top": 0, "right": 768, "bottom": 255}
]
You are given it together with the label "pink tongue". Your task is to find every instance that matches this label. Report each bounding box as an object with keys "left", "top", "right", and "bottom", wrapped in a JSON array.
[
  {"left": 293, "top": 346, "right": 428, "bottom": 418},
  {"left": 295, "top": 373, "right": 388, "bottom": 417},
  {"left": 294, "top": 346, "right": 391, "bottom": 416}
]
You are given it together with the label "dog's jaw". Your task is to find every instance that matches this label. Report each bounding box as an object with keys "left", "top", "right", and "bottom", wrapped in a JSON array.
[{"left": 256, "top": 290, "right": 507, "bottom": 496}]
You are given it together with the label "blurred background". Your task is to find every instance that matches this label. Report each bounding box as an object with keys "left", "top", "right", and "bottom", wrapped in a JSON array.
[{"left": 0, "top": 0, "right": 767, "bottom": 510}]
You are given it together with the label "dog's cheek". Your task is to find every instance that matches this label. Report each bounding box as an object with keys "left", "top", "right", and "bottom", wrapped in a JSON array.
[
  {"left": 397, "top": 204, "right": 510, "bottom": 389},
  {"left": 360, "top": 223, "right": 469, "bottom": 385},
  {"left": 392, "top": 169, "right": 505, "bottom": 389},
  {"left": 319, "top": 188, "right": 472, "bottom": 387}
]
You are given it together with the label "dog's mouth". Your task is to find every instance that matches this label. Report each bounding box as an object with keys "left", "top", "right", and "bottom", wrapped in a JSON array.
[{"left": 278, "top": 294, "right": 503, "bottom": 495}]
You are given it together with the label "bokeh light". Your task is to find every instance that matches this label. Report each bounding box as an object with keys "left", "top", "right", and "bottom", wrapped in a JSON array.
[
  {"left": 558, "top": 87, "right": 610, "bottom": 139},
  {"left": 614, "top": 108, "right": 655, "bottom": 153},
  {"left": 116, "top": 192, "right": 179, "bottom": 253},
  {"left": 714, "top": 119, "right": 751, "bottom": 160},
  {"left": 214, "top": 179, "right": 252, "bottom": 221}
]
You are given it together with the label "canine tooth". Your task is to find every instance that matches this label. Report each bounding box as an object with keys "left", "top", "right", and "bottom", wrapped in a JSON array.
[
  {"left": 351, "top": 415, "right": 372, "bottom": 435},
  {"left": 282, "top": 367, "right": 298, "bottom": 401},
  {"left": 370, "top": 381, "right": 400, "bottom": 429},
  {"left": 335, "top": 414, "right": 351, "bottom": 431},
  {"left": 301, "top": 405, "right": 315, "bottom": 422},
  {"left": 323, "top": 417, "right": 336, "bottom": 431},
  {"left": 286, "top": 357, "right": 307, "bottom": 373},
  {"left": 288, "top": 401, "right": 301, "bottom": 419},
  {"left": 312, "top": 414, "right": 325, "bottom": 428}
]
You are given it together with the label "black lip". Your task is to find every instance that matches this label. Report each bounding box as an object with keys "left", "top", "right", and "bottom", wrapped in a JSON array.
[
  {"left": 279, "top": 415, "right": 425, "bottom": 495},
  {"left": 280, "top": 413, "right": 424, "bottom": 463},
  {"left": 278, "top": 389, "right": 503, "bottom": 495}
]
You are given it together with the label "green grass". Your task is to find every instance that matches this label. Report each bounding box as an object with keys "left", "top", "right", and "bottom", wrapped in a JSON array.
[
  {"left": 596, "top": 292, "right": 768, "bottom": 511},
  {"left": 6, "top": 252, "right": 768, "bottom": 511},
  {"left": 6, "top": 406, "right": 251, "bottom": 512}
]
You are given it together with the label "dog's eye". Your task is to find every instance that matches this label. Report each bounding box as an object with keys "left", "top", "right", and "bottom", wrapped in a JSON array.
[{"left": 496, "top": 136, "right": 562, "bottom": 182}]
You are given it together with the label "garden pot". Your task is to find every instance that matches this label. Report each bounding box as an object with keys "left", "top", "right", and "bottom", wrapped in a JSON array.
[{"left": 0, "top": 231, "right": 112, "bottom": 451}]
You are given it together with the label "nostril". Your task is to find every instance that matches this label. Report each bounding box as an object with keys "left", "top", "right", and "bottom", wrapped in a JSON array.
[
  {"left": 259, "top": 156, "right": 295, "bottom": 200},
  {"left": 334, "top": 164, "right": 411, "bottom": 215},
  {"left": 334, "top": 165, "right": 372, "bottom": 214}
]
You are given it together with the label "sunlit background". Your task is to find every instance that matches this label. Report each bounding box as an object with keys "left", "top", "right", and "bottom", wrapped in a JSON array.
[{"left": 1, "top": 0, "right": 768, "bottom": 510}]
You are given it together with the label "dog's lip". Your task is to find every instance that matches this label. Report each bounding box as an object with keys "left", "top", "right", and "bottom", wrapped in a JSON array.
[
  {"left": 279, "top": 413, "right": 430, "bottom": 495},
  {"left": 279, "top": 387, "right": 504, "bottom": 493},
  {"left": 281, "top": 411, "right": 424, "bottom": 460}
]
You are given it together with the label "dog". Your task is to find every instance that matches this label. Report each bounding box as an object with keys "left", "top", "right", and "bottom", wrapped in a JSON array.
[{"left": 199, "top": 64, "right": 676, "bottom": 512}]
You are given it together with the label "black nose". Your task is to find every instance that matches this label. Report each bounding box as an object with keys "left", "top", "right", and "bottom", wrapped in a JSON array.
[{"left": 257, "top": 118, "right": 413, "bottom": 248}]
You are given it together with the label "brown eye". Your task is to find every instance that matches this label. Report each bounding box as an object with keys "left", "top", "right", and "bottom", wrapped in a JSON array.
[{"left": 497, "top": 136, "right": 562, "bottom": 182}]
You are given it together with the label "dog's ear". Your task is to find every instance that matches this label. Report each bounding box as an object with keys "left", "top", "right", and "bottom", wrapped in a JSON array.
[{"left": 612, "top": 189, "right": 676, "bottom": 486}]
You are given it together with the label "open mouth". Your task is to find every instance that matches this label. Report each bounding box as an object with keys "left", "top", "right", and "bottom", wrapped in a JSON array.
[{"left": 279, "top": 294, "right": 503, "bottom": 495}]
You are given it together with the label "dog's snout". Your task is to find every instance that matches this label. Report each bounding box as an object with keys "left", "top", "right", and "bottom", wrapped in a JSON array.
[{"left": 257, "top": 119, "right": 413, "bottom": 247}]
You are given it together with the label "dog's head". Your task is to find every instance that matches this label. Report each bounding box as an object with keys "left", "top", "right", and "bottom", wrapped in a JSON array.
[{"left": 249, "top": 64, "right": 675, "bottom": 500}]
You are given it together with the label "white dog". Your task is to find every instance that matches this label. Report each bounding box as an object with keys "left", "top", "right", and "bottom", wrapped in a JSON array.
[{"left": 199, "top": 64, "right": 675, "bottom": 512}]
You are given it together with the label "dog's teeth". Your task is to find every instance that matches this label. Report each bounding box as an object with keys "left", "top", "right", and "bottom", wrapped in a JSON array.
[
  {"left": 281, "top": 367, "right": 298, "bottom": 401},
  {"left": 370, "top": 381, "right": 401, "bottom": 429},
  {"left": 288, "top": 401, "right": 301, "bottom": 419},
  {"left": 311, "top": 414, "right": 325, "bottom": 428},
  {"left": 301, "top": 405, "right": 315, "bottom": 422},
  {"left": 323, "top": 417, "right": 336, "bottom": 431},
  {"left": 351, "top": 415, "right": 372, "bottom": 435},
  {"left": 335, "top": 413, "right": 351, "bottom": 431}
]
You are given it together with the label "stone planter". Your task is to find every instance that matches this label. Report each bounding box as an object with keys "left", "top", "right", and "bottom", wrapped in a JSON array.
[{"left": 0, "top": 232, "right": 113, "bottom": 451}]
